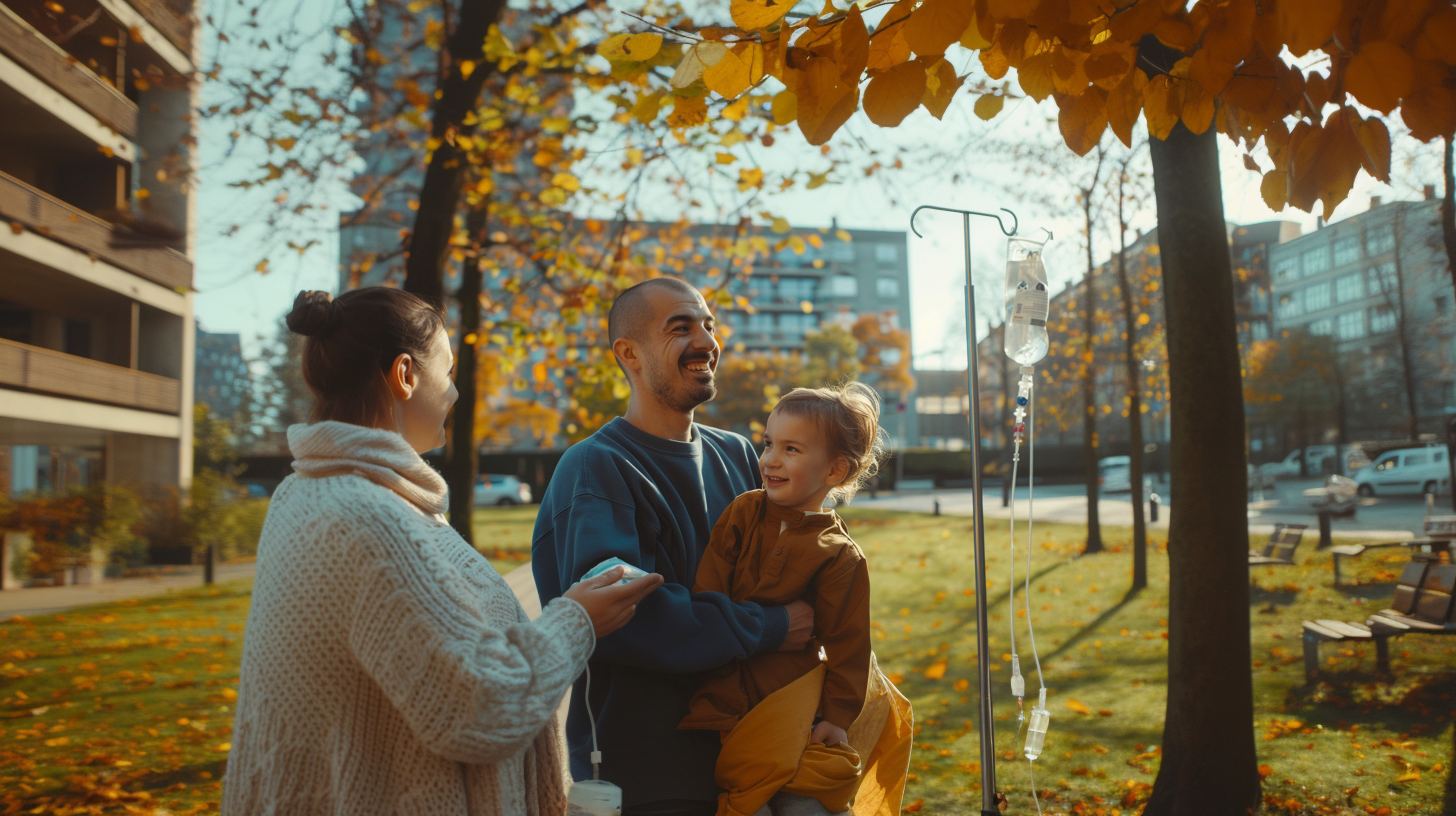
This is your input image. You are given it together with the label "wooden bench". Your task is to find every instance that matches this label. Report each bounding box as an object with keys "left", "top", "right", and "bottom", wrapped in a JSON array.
[
  {"left": 1303, "top": 560, "right": 1456, "bottom": 682},
  {"left": 1330, "top": 511, "right": 1456, "bottom": 586},
  {"left": 1249, "top": 524, "right": 1307, "bottom": 566}
]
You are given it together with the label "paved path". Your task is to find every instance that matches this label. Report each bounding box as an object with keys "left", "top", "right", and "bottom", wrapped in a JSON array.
[
  {"left": 854, "top": 479, "right": 1429, "bottom": 540},
  {"left": 0, "top": 562, "right": 257, "bottom": 619}
]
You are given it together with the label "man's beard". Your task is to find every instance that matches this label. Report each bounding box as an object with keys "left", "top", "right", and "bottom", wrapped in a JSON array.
[{"left": 644, "top": 357, "right": 717, "bottom": 413}]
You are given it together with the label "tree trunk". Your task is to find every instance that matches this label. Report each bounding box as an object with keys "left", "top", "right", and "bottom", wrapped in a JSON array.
[
  {"left": 402, "top": 0, "right": 511, "bottom": 301},
  {"left": 1142, "top": 53, "right": 1260, "bottom": 814},
  {"left": 1115, "top": 178, "right": 1147, "bottom": 590},
  {"left": 1082, "top": 254, "right": 1103, "bottom": 554},
  {"left": 446, "top": 206, "right": 486, "bottom": 543},
  {"left": 1444, "top": 135, "right": 1456, "bottom": 297}
]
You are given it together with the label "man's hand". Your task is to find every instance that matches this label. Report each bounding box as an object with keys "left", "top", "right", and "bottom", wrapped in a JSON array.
[
  {"left": 809, "top": 719, "right": 848, "bottom": 747},
  {"left": 776, "top": 599, "right": 814, "bottom": 651},
  {"left": 564, "top": 567, "right": 666, "bottom": 638}
]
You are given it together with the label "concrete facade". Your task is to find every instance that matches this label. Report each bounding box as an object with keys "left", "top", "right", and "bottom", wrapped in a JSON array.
[
  {"left": 1269, "top": 195, "right": 1454, "bottom": 440},
  {"left": 0, "top": 0, "right": 197, "bottom": 502}
]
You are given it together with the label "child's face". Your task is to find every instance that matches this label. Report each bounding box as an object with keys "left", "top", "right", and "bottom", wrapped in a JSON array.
[{"left": 760, "top": 409, "right": 850, "bottom": 513}]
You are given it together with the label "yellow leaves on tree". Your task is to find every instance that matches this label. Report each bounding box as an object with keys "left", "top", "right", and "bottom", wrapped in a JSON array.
[
  {"left": 703, "top": 43, "right": 765, "bottom": 99},
  {"left": 730, "top": 0, "right": 794, "bottom": 33},
  {"left": 638, "top": 0, "right": 1454, "bottom": 218}
]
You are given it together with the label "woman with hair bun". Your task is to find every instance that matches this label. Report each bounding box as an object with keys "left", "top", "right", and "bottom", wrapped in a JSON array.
[{"left": 223, "top": 287, "right": 663, "bottom": 816}]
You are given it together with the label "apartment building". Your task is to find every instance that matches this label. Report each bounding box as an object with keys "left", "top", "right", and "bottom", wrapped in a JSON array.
[
  {"left": 0, "top": 0, "right": 197, "bottom": 498},
  {"left": 1269, "top": 192, "right": 1454, "bottom": 439}
]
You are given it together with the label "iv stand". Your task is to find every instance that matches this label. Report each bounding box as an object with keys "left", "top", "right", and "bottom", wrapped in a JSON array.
[{"left": 909, "top": 205, "right": 1018, "bottom": 816}]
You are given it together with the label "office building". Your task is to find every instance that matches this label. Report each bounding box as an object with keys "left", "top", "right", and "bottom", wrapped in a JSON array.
[
  {"left": 0, "top": 0, "right": 197, "bottom": 500},
  {"left": 195, "top": 326, "right": 250, "bottom": 423},
  {"left": 1269, "top": 192, "right": 1454, "bottom": 439}
]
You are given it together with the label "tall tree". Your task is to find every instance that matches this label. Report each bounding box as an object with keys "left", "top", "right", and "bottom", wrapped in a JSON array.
[
  {"left": 1112, "top": 143, "right": 1149, "bottom": 590},
  {"left": 1077, "top": 143, "right": 1108, "bottom": 555},
  {"left": 1445, "top": 136, "right": 1456, "bottom": 296}
]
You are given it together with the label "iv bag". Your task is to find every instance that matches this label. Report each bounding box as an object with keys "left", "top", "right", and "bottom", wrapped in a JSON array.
[{"left": 1003, "top": 237, "right": 1050, "bottom": 365}]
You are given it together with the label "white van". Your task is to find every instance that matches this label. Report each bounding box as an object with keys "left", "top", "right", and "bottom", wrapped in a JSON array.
[
  {"left": 1098, "top": 456, "right": 1131, "bottom": 492},
  {"left": 1354, "top": 447, "right": 1450, "bottom": 497}
]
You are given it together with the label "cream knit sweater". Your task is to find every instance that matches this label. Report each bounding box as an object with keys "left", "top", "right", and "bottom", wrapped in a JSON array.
[{"left": 222, "top": 422, "right": 595, "bottom": 816}]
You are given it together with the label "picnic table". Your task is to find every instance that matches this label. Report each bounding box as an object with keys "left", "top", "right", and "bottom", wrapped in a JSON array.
[{"left": 1330, "top": 509, "right": 1456, "bottom": 586}]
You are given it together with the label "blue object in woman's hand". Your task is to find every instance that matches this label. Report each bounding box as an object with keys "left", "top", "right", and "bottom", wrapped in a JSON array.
[{"left": 581, "top": 557, "right": 648, "bottom": 585}]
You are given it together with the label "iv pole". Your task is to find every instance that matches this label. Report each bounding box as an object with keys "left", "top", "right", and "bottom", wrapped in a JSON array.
[{"left": 909, "top": 205, "right": 1018, "bottom": 816}]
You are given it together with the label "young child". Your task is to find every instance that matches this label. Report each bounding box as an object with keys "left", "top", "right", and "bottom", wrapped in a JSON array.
[{"left": 679, "top": 382, "right": 895, "bottom": 816}]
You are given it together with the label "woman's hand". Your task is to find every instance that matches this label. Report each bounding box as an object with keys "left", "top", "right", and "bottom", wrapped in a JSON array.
[
  {"left": 563, "top": 567, "right": 665, "bottom": 638},
  {"left": 809, "top": 719, "right": 848, "bottom": 747}
]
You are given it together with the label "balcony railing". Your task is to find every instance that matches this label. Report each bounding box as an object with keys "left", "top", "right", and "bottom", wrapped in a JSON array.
[
  {"left": 0, "top": 169, "right": 190, "bottom": 290},
  {"left": 0, "top": 4, "right": 137, "bottom": 137},
  {"left": 123, "top": 0, "right": 194, "bottom": 57},
  {"left": 0, "top": 337, "right": 180, "bottom": 413}
]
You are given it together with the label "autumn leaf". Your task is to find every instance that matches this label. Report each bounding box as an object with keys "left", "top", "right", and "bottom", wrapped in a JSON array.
[
  {"left": 600, "top": 32, "right": 663, "bottom": 64},
  {"left": 1275, "top": 0, "right": 1342, "bottom": 58},
  {"left": 1401, "top": 85, "right": 1456, "bottom": 142},
  {"left": 1351, "top": 114, "right": 1391, "bottom": 183},
  {"left": 864, "top": 61, "right": 927, "bottom": 127},
  {"left": 921, "top": 58, "right": 963, "bottom": 119},
  {"left": 792, "top": 56, "right": 858, "bottom": 145},
  {"left": 671, "top": 42, "right": 727, "bottom": 89},
  {"left": 738, "top": 167, "right": 765, "bottom": 191},
  {"left": 1019, "top": 51, "right": 1056, "bottom": 101},
  {"left": 958, "top": 13, "right": 991, "bottom": 50},
  {"left": 1057, "top": 86, "right": 1108, "bottom": 156},
  {"left": 731, "top": 0, "right": 794, "bottom": 33},
  {"left": 924, "top": 660, "right": 947, "bottom": 679},
  {"left": 1066, "top": 698, "right": 1091, "bottom": 714},
  {"left": 1343, "top": 41, "right": 1415, "bottom": 114},
  {"left": 973, "top": 93, "right": 1004, "bottom": 120},
  {"left": 772, "top": 89, "right": 798, "bottom": 125},
  {"left": 903, "top": 799, "right": 924, "bottom": 812},
  {"left": 1106, "top": 68, "right": 1147, "bottom": 146},
  {"left": 704, "top": 43, "right": 765, "bottom": 99},
  {"left": 902, "top": 0, "right": 974, "bottom": 58},
  {"left": 867, "top": 0, "right": 913, "bottom": 71}
]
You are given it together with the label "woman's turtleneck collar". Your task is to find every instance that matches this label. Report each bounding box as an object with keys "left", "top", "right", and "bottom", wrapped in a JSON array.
[{"left": 288, "top": 421, "right": 448, "bottom": 517}]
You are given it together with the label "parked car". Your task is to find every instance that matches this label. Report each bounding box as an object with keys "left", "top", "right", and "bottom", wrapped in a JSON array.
[
  {"left": 1260, "top": 445, "right": 1368, "bottom": 478},
  {"left": 473, "top": 475, "right": 532, "bottom": 506},
  {"left": 1353, "top": 446, "right": 1450, "bottom": 497},
  {"left": 1098, "top": 456, "right": 1131, "bottom": 492}
]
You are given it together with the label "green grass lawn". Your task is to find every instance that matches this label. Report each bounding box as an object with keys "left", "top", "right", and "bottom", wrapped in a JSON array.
[{"left": 0, "top": 508, "right": 1452, "bottom": 814}]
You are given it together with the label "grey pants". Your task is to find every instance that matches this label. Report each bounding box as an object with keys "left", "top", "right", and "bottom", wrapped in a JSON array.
[{"left": 751, "top": 792, "right": 851, "bottom": 816}]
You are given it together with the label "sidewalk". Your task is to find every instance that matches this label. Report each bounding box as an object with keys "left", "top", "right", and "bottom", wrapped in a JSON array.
[{"left": 0, "top": 562, "right": 258, "bottom": 619}]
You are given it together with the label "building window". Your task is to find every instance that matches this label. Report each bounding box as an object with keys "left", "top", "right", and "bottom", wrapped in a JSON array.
[
  {"left": 821, "top": 242, "right": 854, "bottom": 263},
  {"left": 746, "top": 312, "right": 775, "bottom": 332},
  {"left": 1272, "top": 256, "right": 1299, "bottom": 282},
  {"left": 778, "top": 277, "right": 816, "bottom": 302},
  {"left": 917, "top": 395, "right": 970, "bottom": 414},
  {"left": 874, "top": 243, "right": 898, "bottom": 264},
  {"left": 1336, "top": 310, "right": 1365, "bottom": 340},
  {"left": 1368, "top": 262, "right": 1397, "bottom": 297},
  {"left": 1309, "top": 319, "right": 1333, "bottom": 336},
  {"left": 876, "top": 277, "right": 900, "bottom": 298},
  {"left": 1369, "top": 305, "right": 1397, "bottom": 333},
  {"left": 829, "top": 275, "right": 858, "bottom": 297},
  {"left": 1251, "top": 322, "right": 1270, "bottom": 340},
  {"left": 1335, "top": 273, "right": 1362, "bottom": 303},
  {"left": 1276, "top": 293, "right": 1304, "bottom": 319},
  {"left": 1366, "top": 225, "right": 1395, "bottom": 255},
  {"left": 1302, "top": 283, "right": 1330, "bottom": 312},
  {"left": 1249, "top": 287, "right": 1269, "bottom": 312},
  {"left": 1332, "top": 236, "right": 1361, "bottom": 266},
  {"left": 1301, "top": 248, "right": 1330, "bottom": 276}
]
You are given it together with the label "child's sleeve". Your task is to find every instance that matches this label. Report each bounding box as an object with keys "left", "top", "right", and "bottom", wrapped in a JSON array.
[
  {"left": 691, "top": 492, "right": 755, "bottom": 595},
  {"left": 814, "top": 540, "right": 873, "bottom": 731}
]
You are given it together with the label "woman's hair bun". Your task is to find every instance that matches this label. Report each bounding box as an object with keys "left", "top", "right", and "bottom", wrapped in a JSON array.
[{"left": 286, "top": 290, "right": 343, "bottom": 338}]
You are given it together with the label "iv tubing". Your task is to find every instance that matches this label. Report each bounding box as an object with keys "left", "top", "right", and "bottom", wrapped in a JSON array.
[{"left": 1026, "top": 389, "right": 1045, "bottom": 691}]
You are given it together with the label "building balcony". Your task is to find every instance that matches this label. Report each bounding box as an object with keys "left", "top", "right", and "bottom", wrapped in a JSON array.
[
  {"left": 2, "top": 0, "right": 193, "bottom": 77},
  {"left": 0, "top": 4, "right": 136, "bottom": 138},
  {"left": 0, "top": 168, "right": 190, "bottom": 291},
  {"left": 0, "top": 336, "right": 179, "bottom": 413}
]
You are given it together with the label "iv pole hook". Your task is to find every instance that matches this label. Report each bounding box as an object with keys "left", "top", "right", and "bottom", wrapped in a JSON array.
[{"left": 909, "top": 205, "right": 1018, "bottom": 239}]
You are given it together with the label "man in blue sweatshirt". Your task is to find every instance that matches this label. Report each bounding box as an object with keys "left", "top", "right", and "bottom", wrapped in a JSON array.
[{"left": 533, "top": 277, "right": 814, "bottom": 816}]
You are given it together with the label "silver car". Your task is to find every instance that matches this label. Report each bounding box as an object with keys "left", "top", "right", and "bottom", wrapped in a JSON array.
[{"left": 473, "top": 474, "right": 532, "bottom": 506}]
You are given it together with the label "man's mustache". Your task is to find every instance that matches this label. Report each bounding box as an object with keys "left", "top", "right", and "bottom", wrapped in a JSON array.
[{"left": 678, "top": 351, "right": 716, "bottom": 368}]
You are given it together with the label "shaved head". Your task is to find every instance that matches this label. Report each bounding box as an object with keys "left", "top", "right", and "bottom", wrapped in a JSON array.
[{"left": 608, "top": 277, "right": 704, "bottom": 345}]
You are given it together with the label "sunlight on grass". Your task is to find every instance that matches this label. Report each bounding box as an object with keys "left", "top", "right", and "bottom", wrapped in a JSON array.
[{"left": 0, "top": 510, "right": 1451, "bottom": 814}]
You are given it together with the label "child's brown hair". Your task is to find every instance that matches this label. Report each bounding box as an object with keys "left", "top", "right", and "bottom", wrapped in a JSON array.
[{"left": 771, "top": 381, "right": 887, "bottom": 504}]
